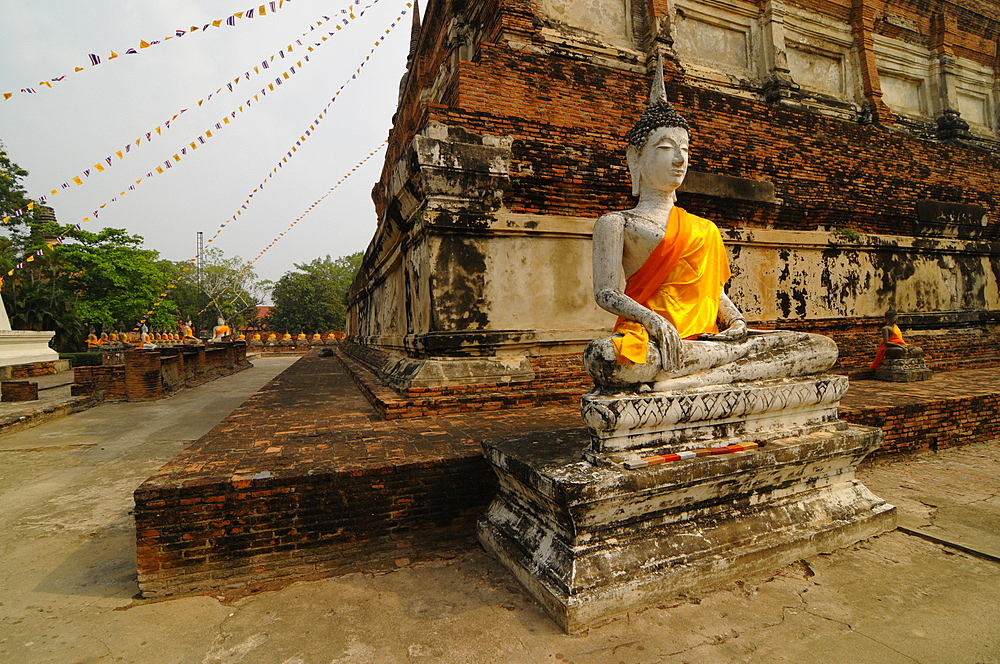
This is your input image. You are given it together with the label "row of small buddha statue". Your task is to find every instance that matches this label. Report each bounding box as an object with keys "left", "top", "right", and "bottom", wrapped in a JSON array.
[
  {"left": 247, "top": 331, "right": 346, "bottom": 347},
  {"left": 85, "top": 323, "right": 346, "bottom": 351},
  {"left": 85, "top": 330, "right": 208, "bottom": 348}
]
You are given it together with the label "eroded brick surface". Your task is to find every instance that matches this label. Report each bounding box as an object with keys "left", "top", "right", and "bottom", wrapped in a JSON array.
[{"left": 135, "top": 352, "right": 1000, "bottom": 597}]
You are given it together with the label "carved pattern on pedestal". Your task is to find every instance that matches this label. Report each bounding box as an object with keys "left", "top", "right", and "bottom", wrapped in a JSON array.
[{"left": 582, "top": 374, "right": 849, "bottom": 453}]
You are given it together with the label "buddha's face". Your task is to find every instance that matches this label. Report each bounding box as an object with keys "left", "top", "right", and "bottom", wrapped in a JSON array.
[{"left": 628, "top": 126, "right": 689, "bottom": 196}]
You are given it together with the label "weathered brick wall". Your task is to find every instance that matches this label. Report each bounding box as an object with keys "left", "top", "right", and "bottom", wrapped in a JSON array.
[
  {"left": 351, "top": 0, "right": 1000, "bottom": 370},
  {"left": 769, "top": 317, "right": 1000, "bottom": 371},
  {"left": 135, "top": 455, "right": 493, "bottom": 597},
  {"left": 379, "top": 0, "right": 1000, "bottom": 234},
  {"left": 1, "top": 380, "right": 38, "bottom": 402},
  {"left": 6, "top": 361, "right": 57, "bottom": 378},
  {"left": 436, "top": 45, "right": 1000, "bottom": 238},
  {"left": 124, "top": 350, "right": 163, "bottom": 401},
  {"left": 72, "top": 365, "right": 127, "bottom": 400},
  {"left": 71, "top": 344, "right": 249, "bottom": 402},
  {"left": 842, "top": 393, "right": 1000, "bottom": 456}
]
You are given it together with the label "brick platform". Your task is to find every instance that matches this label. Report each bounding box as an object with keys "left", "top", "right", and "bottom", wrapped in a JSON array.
[
  {"left": 134, "top": 353, "right": 1000, "bottom": 598},
  {"left": 841, "top": 368, "right": 1000, "bottom": 457},
  {"left": 134, "top": 352, "right": 578, "bottom": 598}
]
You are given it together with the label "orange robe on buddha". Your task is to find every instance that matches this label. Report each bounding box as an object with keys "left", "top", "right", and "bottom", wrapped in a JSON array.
[
  {"left": 612, "top": 206, "right": 732, "bottom": 365},
  {"left": 870, "top": 324, "right": 906, "bottom": 370}
]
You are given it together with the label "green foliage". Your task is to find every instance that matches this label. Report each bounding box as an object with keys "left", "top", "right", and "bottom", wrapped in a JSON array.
[
  {"left": 0, "top": 142, "right": 35, "bottom": 223},
  {"left": 832, "top": 227, "right": 861, "bottom": 242},
  {"left": 0, "top": 224, "right": 176, "bottom": 351},
  {"left": 0, "top": 143, "right": 265, "bottom": 350},
  {"left": 59, "top": 352, "right": 103, "bottom": 367},
  {"left": 164, "top": 248, "right": 267, "bottom": 334},
  {"left": 0, "top": 142, "right": 176, "bottom": 350},
  {"left": 267, "top": 253, "right": 362, "bottom": 333}
]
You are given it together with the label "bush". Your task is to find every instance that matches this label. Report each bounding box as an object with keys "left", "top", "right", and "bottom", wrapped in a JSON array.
[{"left": 59, "top": 352, "right": 103, "bottom": 367}]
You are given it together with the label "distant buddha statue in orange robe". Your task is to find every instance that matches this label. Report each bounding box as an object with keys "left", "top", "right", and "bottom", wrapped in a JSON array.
[
  {"left": 870, "top": 308, "right": 923, "bottom": 369},
  {"left": 584, "top": 68, "right": 836, "bottom": 391}
]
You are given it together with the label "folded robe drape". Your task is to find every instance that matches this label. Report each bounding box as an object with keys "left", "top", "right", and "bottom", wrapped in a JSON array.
[{"left": 611, "top": 206, "right": 731, "bottom": 365}]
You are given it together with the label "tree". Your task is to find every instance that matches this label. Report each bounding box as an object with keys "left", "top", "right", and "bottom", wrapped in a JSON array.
[
  {"left": 0, "top": 142, "right": 35, "bottom": 224},
  {"left": 0, "top": 143, "right": 266, "bottom": 349},
  {"left": 0, "top": 143, "right": 177, "bottom": 349},
  {"left": 164, "top": 248, "right": 267, "bottom": 334},
  {"left": 266, "top": 253, "right": 362, "bottom": 333}
]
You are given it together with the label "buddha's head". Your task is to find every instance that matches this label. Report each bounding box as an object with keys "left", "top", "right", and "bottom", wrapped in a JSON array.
[
  {"left": 884, "top": 307, "right": 897, "bottom": 324},
  {"left": 626, "top": 58, "right": 690, "bottom": 198}
]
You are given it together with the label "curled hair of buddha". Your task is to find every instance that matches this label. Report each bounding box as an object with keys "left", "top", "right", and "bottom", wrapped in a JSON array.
[
  {"left": 885, "top": 307, "right": 897, "bottom": 319},
  {"left": 627, "top": 54, "right": 690, "bottom": 150},
  {"left": 627, "top": 100, "right": 690, "bottom": 149}
]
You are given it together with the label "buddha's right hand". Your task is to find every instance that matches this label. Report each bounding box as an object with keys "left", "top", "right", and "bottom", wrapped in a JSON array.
[{"left": 646, "top": 314, "right": 681, "bottom": 372}]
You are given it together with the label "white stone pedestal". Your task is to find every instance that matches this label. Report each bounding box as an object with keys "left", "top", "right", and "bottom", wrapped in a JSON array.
[
  {"left": 0, "top": 330, "right": 59, "bottom": 367},
  {"left": 478, "top": 423, "right": 894, "bottom": 633}
]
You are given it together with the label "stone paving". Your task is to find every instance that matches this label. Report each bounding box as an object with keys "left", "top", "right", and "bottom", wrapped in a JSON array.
[{"left": 0, "top": 358, "right": 997, "bottom": 662}]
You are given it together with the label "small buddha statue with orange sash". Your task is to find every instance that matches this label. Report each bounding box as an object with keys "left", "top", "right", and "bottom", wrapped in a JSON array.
[
  {"left": 870, "top": 308, "right": 923, "bottom": 370},
  {"left": 211, "top": 317, "right": 231, "bottom": 342},
  {"left": 179, "top": 320, "right": 199, "bottom": 344},
  {"left": 584, "top": 64, "right": 837, "bottom": 391}
]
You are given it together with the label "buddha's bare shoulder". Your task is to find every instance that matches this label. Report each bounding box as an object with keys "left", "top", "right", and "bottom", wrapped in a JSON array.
[{"left": 594, "top": 211, "right": 627, "bottom": 227}]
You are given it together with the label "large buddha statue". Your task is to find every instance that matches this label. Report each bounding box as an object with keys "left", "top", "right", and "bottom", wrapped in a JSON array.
[{"left": 584, "top": 65, "right": 837, "bottom": 392}]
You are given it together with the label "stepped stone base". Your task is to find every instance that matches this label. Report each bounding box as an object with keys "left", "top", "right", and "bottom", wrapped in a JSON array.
[
  {"left": 340, "top": 340, "right": 534, "bottom": 390},
  {"left": 874, "top": 357, "right": 933, "bottom": 382},
  {"left": 478, "top": 422, "right": 895, "bottom": 633}
]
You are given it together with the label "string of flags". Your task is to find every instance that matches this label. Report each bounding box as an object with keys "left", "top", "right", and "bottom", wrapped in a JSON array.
[
  {"left": 148, "top": 142, "right": 387, "bottom": 325},
  {"left": 1, "top": 1, "right": 409, "bottom": 301},
  {"left": 1, "top": 0, "right": 383, "bottom": 226},
  {"left": 3, "top": 0, "right": 297, "bottom": 102},
  {"left": 198, "top": 2, "right": 411, "bottom": 247},
  {"left": 196, "top": 142, "right": 388, "bottom": 317},
  {"left": 130, "top": 0, "right": 408, "bottom": 327}
]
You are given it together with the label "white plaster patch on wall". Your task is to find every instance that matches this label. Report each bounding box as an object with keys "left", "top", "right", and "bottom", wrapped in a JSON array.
[
  {"left": 725, "top": 229, "right": 1000, "bottom": 320},
  {"left": 787, "top": 45, "right": 844, "bottom": 98},
  {"left": 675, "top": 10, "right": 752, "bottom": 74},
  {"left": 540, "top": 0, "right": 633, "bottom": 47},
  {"left": 782, "top": 5, "right": 858, "bottom": 103},
  {"left": 880, "top": 72, "right": 926, "bottom": 116},
  {"left": 950, "top": 57, "right": 996, "bottom": 132},
  {"left": 874, "top": 34, "right": 934, "bottom": 120}
]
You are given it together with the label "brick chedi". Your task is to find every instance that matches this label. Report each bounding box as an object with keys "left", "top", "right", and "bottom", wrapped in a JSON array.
[{"left": 346, "top": 0, "right": 1000, "bottom": 392}]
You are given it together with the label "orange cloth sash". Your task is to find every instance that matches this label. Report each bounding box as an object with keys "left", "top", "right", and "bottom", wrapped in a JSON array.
[
  {"left": 870, "top": 324, "right": 905, "bottom": 370},
  {"left": 611, "top": 207, "right": 731, "bottom": 364}
]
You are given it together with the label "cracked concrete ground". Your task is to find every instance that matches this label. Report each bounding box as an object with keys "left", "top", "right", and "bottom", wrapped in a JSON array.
[{"left": 0, "top": 357, "right": 998, "bottom": 664}]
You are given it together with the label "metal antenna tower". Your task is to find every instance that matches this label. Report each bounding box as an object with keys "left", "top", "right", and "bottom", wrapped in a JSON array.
[{"left": 196, "top": 232, "right": 205, "bottom": 285}]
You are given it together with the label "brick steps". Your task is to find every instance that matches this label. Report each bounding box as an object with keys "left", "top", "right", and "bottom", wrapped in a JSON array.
[{"left": 336, "top": 349, "right": 589, "bottom": 419}]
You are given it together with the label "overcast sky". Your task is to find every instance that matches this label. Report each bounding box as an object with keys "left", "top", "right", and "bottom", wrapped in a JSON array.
[{"left": 0, "top": 0, "right": 413, "bottom": 292}]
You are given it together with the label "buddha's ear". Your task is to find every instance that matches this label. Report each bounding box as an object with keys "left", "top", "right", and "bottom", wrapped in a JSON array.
[{"left": 626, "top": 146, "right": 640, "bottom": 197}]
